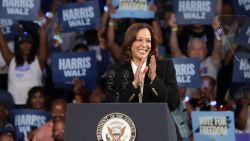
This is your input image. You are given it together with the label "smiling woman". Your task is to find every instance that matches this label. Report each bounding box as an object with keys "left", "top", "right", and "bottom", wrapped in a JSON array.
[
  {"left": 102, "top": 22, "right": 182, "bottom": 141},
  {"left": 103, "top": 23, "right": 180, "bottom": 109}
]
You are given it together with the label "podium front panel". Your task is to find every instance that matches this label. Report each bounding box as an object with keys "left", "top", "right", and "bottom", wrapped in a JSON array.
[{"left": 64, "top": 103, "right": 177, "bottom": 141}]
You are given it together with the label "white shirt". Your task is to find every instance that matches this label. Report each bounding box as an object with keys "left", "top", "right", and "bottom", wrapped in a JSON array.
[
  {"left": 131, "top": 60, "right": 147, "bottom": 103},
  {"left": 8, "top": 57, "right": 43, "bottom": 104}
]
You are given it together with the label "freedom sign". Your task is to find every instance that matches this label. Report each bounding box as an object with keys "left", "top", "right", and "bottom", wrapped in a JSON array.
[
  {"left": 58, "top": 0, "right": 100, "bottom": 33},
  {"left": 111, "top": 0, "right": 155, "bottom": 19},
  {"left": 233, "top": 0, "right": 250, "bottom": 17},
  {"left": 174, "top": 0, "right": 216, "bottom": 25},
  {"left": 52, "top": 51, "right": 97, "bottom": 90},
  {"left": 0, "top": 0, "right": 40, "bottom": 21},
  {"left": 232, "top": 52, "right": 250, "bottom": 83},
  {"left": 10, "top": 109, "right": 51, "bottom": 140},
  {"left": 0, "top": 18, "right": 17, "bottom": 40},
  {"left": 192, "top": 111, "right": 236, "bottom": 141},
  {"left": 172, "top": 58, "right": 202, "bottom": 88},
  {"left": 236, "top": 20, "right": 250, "bottom": 49}
]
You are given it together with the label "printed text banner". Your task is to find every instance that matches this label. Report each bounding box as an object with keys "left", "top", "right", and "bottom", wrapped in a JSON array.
[
  {"left": 52, "top": 51, "right": 98, "bottom": 91},
  {"left": 58, "top": 0, "right": 101, "bottom": 33},
  {"left": 174, "top": 0, "right": 216, "bottom": 25},
  {"left": 172, "top": 58, "right": 202, "bottom": 88},
  {"left": 192, "top": 111, "right": 236, "bottom": 141},
  {"left": 111, "top": 0, "right": 155, "bottom": 19},
  {"left": 10, "top": 109, "right": 51, "bottom": 140},
  {"left": 0, "top": 0, "right": 41, "bottom": 21},
  {"left": 232, "top": 52, "right": 250, "bottom": 83}
]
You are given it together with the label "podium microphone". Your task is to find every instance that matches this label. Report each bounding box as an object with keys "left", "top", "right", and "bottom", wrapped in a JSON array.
[
  {"left": 106, "top": 70, "right": 115, "bottom": 92},
  {"left": 121, "top": 70, "right": 129, "bottom": 90}
]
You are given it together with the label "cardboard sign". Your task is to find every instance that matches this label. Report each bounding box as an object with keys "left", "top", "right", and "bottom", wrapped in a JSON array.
[
  {"left": 0, "top": 18, "right": 17, "bottom": 40},
  {"left": 192, "top": 111, "right": 236, "bottom": 141},
  {"left": 11, "top": 109, "right": 51, "bottom": 140},
  {"left": 232, "top": 52, "right": 250, "bottom": 83},
  {"left": 52, "top": 51, "right": 98, "bottom": 91},
  {"left": 172, "top": 58, "right": 202, "bottom": 88},
  {"left": 237, "top": 20, "right": 250, "bottom": 49},
  {"left": 233, "top": 0, "right": 250, "bottom": 17},
  {"left": 111, "top": 0, "right": 155, "bottom": 19},
  {"left": 174, "top": 0, "right": 216, "bottom": 25},
  {"left": 0, "top": 0, "right": 40, "bottom": 21},
  {"left": 58, "top": 0, "right": 100, "bottom": 33}
]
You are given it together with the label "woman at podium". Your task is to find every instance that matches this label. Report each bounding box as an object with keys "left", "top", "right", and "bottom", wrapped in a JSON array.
[{"left": 103, "top": 23, "right": 180, "bottom": 112}]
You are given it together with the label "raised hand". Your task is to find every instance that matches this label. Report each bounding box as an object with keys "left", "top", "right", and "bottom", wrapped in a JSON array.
[
  {"left": 148, "top": 55, "right": 156, "bottom": 81},
  {"left": 169, "top": 13, "right": 178, "bottom": 28},
  {"left": 132, "top": 59, "right": 148, "bottom": 88}
]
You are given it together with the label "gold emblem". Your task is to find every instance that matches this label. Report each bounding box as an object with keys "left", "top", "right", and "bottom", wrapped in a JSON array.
[{"left": 96, "top": 113, "right": 136, "bottom": 141}]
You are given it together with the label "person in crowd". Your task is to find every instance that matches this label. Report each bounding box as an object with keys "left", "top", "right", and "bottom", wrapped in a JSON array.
[
  {"left": 33, "top": 99, "right": 66, "bottom": 141},
  {"left": 0, "top": 124, "right": 16, "bottom": 141},
  {"left": 0, "top": 90, "right": 14, "bottom": 111},
  {"left": 235, "top": 85, "right": 250, "bottom": 133},
  {"left": 0, "top": 24, "right": 47, "bottom": 107},
  {"left": 0, "top": 103, "right": 10, "bottom": 131},
  {"left": 185, "top": 75, "right": 217, "bottom": 112},
  {"left": 71, "top": 79, "right": 89, "bottom": 103},
  {"left": 169, "top": 14, "right": 222, "bottom": 100},
  {"left": 169, "top": 12, "right": 217, "bottom": 57},
  {"left": 26, "top": 86, "right": 48, "bottom": 110},
  {"left": 89, "top": 86, "right": 105, "bottom": 103},
  {"left": 52, "top": 117, "right": 65, "bottom": 141}
]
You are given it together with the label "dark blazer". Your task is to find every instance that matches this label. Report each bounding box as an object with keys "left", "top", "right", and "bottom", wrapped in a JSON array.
[
  {"left": 103, "top": 58, "right": 180, "bottom": 111},
  {"left": 103, "top": 58, "right": 182, "bottom": 141}
]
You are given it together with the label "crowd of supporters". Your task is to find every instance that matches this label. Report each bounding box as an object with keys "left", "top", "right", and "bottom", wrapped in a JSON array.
[{"left": 0, "top": 0, "right": 250, "bottom": 141}]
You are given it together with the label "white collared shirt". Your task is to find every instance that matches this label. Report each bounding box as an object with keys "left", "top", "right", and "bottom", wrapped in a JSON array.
[{"left": 131, "top": 60, "right": 147, "bottom": 103}]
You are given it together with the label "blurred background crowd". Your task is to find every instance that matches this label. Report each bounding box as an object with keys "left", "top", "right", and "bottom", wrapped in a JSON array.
[{"left": 0, "top": 0, "right": 250, "bottom": 141}]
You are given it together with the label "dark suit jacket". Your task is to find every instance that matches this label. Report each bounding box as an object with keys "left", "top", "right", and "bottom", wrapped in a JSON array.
[
  {"left": 103, "top": 58, "right": 180, "bottom": 111},
  {"left": 103, "top": 58, "right": 182, "bottom": 141}
]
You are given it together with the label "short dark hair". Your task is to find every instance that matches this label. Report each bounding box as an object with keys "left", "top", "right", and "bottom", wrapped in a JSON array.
[{"left": 121, "top": 23, "right": 157, "bottom": 63}]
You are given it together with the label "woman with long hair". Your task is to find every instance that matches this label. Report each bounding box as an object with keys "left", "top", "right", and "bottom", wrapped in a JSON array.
[{"left": 0, "top": 24, "right": 47, "bottom": 107}]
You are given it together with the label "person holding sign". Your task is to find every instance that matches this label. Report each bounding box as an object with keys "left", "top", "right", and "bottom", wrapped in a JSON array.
[
  {"left": 0, "top": 23, "right": 47, "bottom": 107},
  {"left": 169, "top": 14, "right": 221, "bottom": 96},
  {"left": 103, "top": 22, "right": 182, "bottom": 140}
]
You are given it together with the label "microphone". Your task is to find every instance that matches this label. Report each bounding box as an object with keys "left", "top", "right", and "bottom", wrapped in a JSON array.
[
  {"left": 121, "top": 70, "right": 129, "bottom": 90},
  {"left": 106, "top": 70, "right": 115, "bottom": 92}
]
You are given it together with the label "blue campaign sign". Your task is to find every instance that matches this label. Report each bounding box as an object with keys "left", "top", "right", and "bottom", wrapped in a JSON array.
[
  {"left": 233, "top": 0, "right": 250, "bottom": 17},
  {"left": 192, "top": 111, "right": 236, "bottom": 141},
  {"left": 111, "top": 0, "right": 155, "bottom": 19},
  {"left": 58, "top": 0, "right": 101, "bottom": 33},
  {"left": 52, "top": 51, "right": 98, "bottom": 91},
  {"left": 174, "top": 0, "right": 216, "bottom": 25},
  {"left": 237, "top": 20, "right": 250, "bottom": 49},
  {"left": 0, "top": 0, "right": 40, "bottom": 21},
  {"left": 10, "top": 109, "right": 51, "bottom": 140},
  {"left": 232, "top": 52, "right": 250, "bottom": 83},
  {"left": 172, "top": 58, "right": 202, "bottom": 88},
  {"left": 0, "top": 18, "right": 17, "bottom": 40}
]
